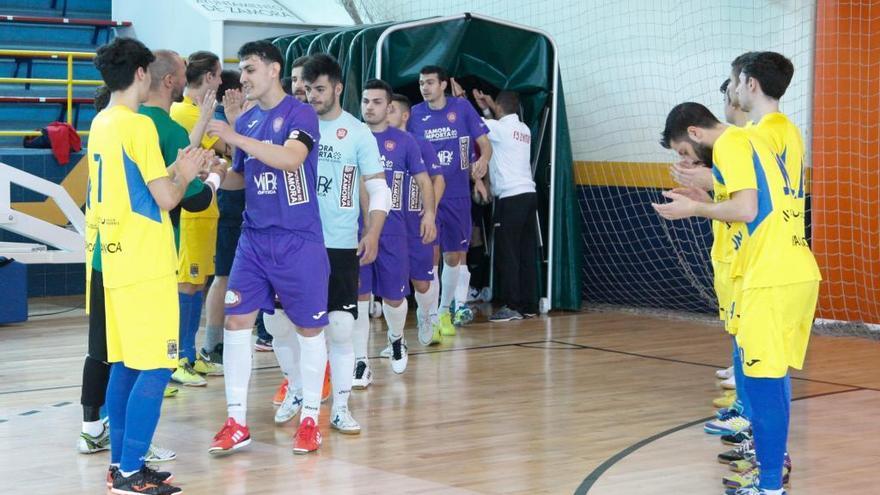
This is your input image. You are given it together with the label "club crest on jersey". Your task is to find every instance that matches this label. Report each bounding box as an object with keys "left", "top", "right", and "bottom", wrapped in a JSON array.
[
  {"left": 225, "top": 290, "right": 241, "bottom": 307},
  {"left": 384, "top": 140, "right": 396, "bottom": 151},
  {"left": 273, "top": 116, "right": 284, "bottom": 133},
  {"left": 189, "top": 263, "right": 200, "bottom": 278},
  {"left": 337, "top": 128, "right": 348, "bottom": 139},
  {"left": 167, "top": 340, "right": 178, "bottom": 360},
  {"left": 447, "top": 111, "right": 457, "bottom": 123}
]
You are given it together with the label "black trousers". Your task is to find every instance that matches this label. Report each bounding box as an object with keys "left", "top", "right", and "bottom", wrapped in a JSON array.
[
  {"left": 493, "top": 192, "right": 538, "bottom": 314},
  {"left": 81, "top": 269, "right": 110, "bottom": 421}
]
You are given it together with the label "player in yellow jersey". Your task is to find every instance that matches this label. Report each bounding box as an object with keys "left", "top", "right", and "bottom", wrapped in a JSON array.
[
  {"left": 87, "top": 36, "right": 210, "bottom": 495},
  {"left": 654, "top": 102, "right": 820, "bottom": 495},
  {"left": 169, "top": 51, "right": 225, "bottom": 384}
]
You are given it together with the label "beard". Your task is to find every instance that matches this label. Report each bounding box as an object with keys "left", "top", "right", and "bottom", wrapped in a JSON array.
[{"left": 693, "top": 140, "right": 713, "bottom": 166}]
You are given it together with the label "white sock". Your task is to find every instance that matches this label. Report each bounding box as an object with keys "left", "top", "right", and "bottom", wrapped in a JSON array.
[
  {"left": 263, "top": 310, "right": 302, "bottom": 395},
  {"left": 429, "top": 265, "right": 440, "bottom": 313},
  {"left": 439, "top": 261, "right": 460, "bottom": 314},
  {"left": 383, "top": 299, "right": 408, "bottom": 340},
  {"left": 763, "top": 490, "right": 784, "bottom": 495},
  {"left": 296, "top": 332, "right": 327, "bottom": 424},
  {"left": 222, "top": 329, "right": 252, "bottom": 425},
  {"left": 414, "top": 287, "right": 433, "bottom": 317},
  {"left": 327, "top": 311, "right": 354, "bottom": 410},
  {"left": 82, "top": 420, "right": 104, "bottom": 437},
  {"left": 455, "top": 265, "right": 471, "bottom": 306},
  {"left": 353, "top": 300, "right": 371, "bottom": 363}
]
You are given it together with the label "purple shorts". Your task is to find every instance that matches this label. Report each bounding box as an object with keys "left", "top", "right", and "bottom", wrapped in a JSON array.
[
  {"left": 358, "top": 234, "right": 410, "bottom": 301},
  {"left": 437, "top": 196, "right": 472, "bottom": 253},
  {"left": 226, "top": 228, "right": 329, "bottom": 328},
  {"left": 408, "top": 234, "right": 435, "bottom": 282}
]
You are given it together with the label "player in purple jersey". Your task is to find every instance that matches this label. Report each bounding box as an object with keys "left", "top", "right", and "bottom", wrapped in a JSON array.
[
  {"left": 205, "top": 40, "right": 329, "bottom": 456},
  {"left": 387, "top": 93, "right": 447, "bottom": 346},
  {"left": 358, "top": 79, "right": 436, "bottom": 375},
  {"left": 408, "top": 65, "right": 492, "bottom": 338}
]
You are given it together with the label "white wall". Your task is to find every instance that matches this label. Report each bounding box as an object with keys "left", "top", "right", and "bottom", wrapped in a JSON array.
[{"left": 352, "top": 0, "right": 815, "bottom": 163}]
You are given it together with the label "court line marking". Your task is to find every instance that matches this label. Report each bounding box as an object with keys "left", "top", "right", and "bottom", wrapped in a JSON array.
[{"left": 573, "top": 387, "right": 866, "bottom": 495}]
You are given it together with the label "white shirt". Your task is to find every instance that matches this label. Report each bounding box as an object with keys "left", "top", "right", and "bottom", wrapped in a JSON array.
[{"left": 484, "top": 114, "right": 536, "bottom": 199}]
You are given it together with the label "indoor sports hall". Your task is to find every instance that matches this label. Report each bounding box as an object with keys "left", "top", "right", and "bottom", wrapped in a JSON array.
[{"left": 1, "top": 1, "right": 877, "bottom": 494}]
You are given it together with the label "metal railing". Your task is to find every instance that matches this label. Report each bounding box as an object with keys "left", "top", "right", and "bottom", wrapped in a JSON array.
[{"left": 0, "top": 49, "right": 101, "bottom": 137}]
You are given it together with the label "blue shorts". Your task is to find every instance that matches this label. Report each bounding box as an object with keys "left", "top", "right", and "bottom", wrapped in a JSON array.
[
  {"left": 358, "top": 234, "right": 410, "bottom": 301},
  {"left": 437, "top": 196, "right": 472, "bottom": 253},
  {"left": 408, "top": 234, "right": 435, "bottom": 282}
]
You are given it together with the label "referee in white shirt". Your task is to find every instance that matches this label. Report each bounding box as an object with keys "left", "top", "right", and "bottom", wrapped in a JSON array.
[{"left": 473, "top": 89, "right": 538, "bottom": 321}]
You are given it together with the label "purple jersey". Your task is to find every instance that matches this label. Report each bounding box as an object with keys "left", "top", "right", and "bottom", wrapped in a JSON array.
[
  {"left": 406, "top": 137, "right": 441, "bottom": 237},
  {"left": 372, "top": 126, "right": 426, "bottom": 236},
  {"left": 232, "top": 95, "right": 322, "bottom": 242},
  {"left": 408, "top": 96, "right": 488, "bottom": 199}
]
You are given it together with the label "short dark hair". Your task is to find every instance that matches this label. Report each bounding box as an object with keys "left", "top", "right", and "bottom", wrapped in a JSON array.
[
  {"left": 302, "top": 53, "right": 342, "bottom": 84},
  {"left": 94, "top": 85, "right": 111, "bottom": 112},
  {"left": 720, "top": 78, "right": 730, "bottom": 95},
  {"left": 731, "top": 51, "right": 759, "bottom": 80},
  {"left": 660, "top": 102, "right": 721, "bottom": 149},
  {"left": 93, "top": 37, "right": 154, "bottom": 92},
  {"left": 419, "top": 65, "right": 449, "bottom": 85},
  {"left": 363, "top": 78, "right": 392, "bottom": 101},
  {"left": 237, "top": 40, "right": 284, "bottom": 71},
  {"left": 217, "top": 69, "right": 241, "bottom": 102},
  {"left": 496, "top": 91, "right": 519, "bottom": 115},
  {"left": 291, "top": 55, "right": 310, "bottom": 69},
  {"left": 391, "top": 93, "right": 411, "bottom": 111},
  {"left": 741, "top": 51, "right": 794, "bottom": 100},
  {"left": 186, "top": 50, "right": 219, "bottom": 86}
]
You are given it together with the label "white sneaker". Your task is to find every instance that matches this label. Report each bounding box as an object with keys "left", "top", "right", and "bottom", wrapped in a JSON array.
[
  {"left": 716, "top": 366, "right": 734, "bottom": 380},
  {"left": 417, "top": 311, "right": 433, "bottom": 346},
  {"left": 389, "top": 335, "right": 408, "bottom": 374},
  {"left": 352, "top": 360, "right": 372, "bottom": 389},
  {"left": 144, "top": 444, "right": 177, "bottom": 462},
  {"left": 330, "top": 406, "right": 361, "bottom": 434},
  {"left": 274, "top": 389, "right": 303, "bottom": 425},
  {"left": 380, "top": 345, "right": 392, "bottom": 357},
  {"left": 720, "top": 375, "right": 737, "bottom": 390}
]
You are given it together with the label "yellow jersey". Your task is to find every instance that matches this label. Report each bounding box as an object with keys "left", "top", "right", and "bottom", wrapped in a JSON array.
[
  {"left": 170, "top": 95, "right": 220, "bottom": 220},
  {"left": 753, "top": 112, "right": 807, "bottom": 230},
  {"left": 713, "top": 126, "right": 821, "bottom": 289},
  {"left": 85, "top": 105, "right": 178, "bottom": 288}
]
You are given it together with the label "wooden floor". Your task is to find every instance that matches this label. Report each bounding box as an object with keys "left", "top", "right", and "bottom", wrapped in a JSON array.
[{"left": 2, "top": 298, "right": 880, "bottom": 494}]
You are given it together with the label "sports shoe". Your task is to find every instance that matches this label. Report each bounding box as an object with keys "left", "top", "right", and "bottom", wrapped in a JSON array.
[
  {"left": 716, "top": 366, "right": 734, "bottom": 380},
  {"left": 208, "top": 418, "right": 251, "bottom": 455},
  {"left": 438, "top": 311, "right": 456, "bottom": 336},
  {"left": 727, "top": 487, "right": 787, "bottom": 495},
  {"left": 163, "top": 386, "right": 179, "bottom": 398},
  {"left": 479, "top": 286, "right": 492, "bottom": 302},
  {"left": 713, "top": 390, "right": 737, "bottom": 409},
  {"left": 254, "top": 337, "right": 273, "bottom": 352},
  {"left": 704, "top": 412, "right": 751, "bottom": 436},
  {"left": 466, "top": 287, "right": 480, "bottom": 303},
  {"left": 716, "top": 400, "right": 744, "bottom": 419},
  {"left": 201, "top": 343, "right": 223, "bottom": 365},
  {"left": 389, "top": 335, "right": 408, "bottom": 374},
  {"left": 77, "top": 420, "right": 110, "bottom": 454},
  {"left": 322, "top": 362, "right": 331, "bottom": 403},
  {"left": 273, "top": 378, "right": 288, "bottom": 406},
  {"left": 722, "top": 428, "right": 752, "bottom": 446},
  {"left": 110, "top": 465, "right": 182, "bottom": 494},
  {"left": 453, "top": 304, "right": 474, "bottom": 326},
  {"left": 352, "top": 360, "right": 372, "bottom": 389},
  {"left": 417, "top": 311, "right": 434, "bottom": 346},
  {"left": 144, "top": 444, "right": 176, "bottom": 462},
  {"left": 427, "top": 312, "right": 442, "bottom": 344},
  {"left": 489, "top": 306, "right": 523, "bottom": 322},
  {"left": 274, "top": 388, "right": 303, "bottom": 425},
  {"left": 380, "top": 345, "right": 392, "bottom": 357},
  {"left": 293, "top": 417, "right": 322, "bottom": 454},
  {"left": 170, "top": 359, "right": 207, "bottom": 387},
  {"left": 720, "top": 375, "right": 737, "bottom": 390},
  {"left": 107, "top": 465, "right": 174, "bottom": 488},
  {"left": 330, "top": 406, "right": 361, "bottom": 434},
  {"left": 723, "top": 459, "right": 791, "bottom": 489},
  {"left": 193, "top": 354, "right": 223, "bottom": 376},
  {"left": 730, "top": 459, "right": 756, "bottom": 473},
  {"left": 718, "top": 438, "right": 754, "bottom": 464}
]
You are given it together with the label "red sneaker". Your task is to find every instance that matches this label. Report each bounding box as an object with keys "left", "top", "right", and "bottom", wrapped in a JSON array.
[
  {"left": 293, "top": 417, "right": 322, "bottom": 455},
  {"left": 208, "top": 418, "right": 251, "bottom": 455},
  {"left": 321, "top": 362, "right": 331, "bottom": 403},
  {"left": 273, "top": 378, "right": 289, "bottom": 406}
]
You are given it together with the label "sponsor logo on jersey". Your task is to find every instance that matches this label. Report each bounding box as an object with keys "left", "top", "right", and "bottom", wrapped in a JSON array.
[
  {"left": 86, "top": 241, "right": 123, "bottom": 254},
  {"left": 384, "top": 139, "right": 396, "bottom": 151},
  {"left": 284, "top": 168, "right": 309, "bottom": 206},
  {"left": 447, "top": 111, "right": 457, "bottom": 123},
  {"left": 391, "top": 171, "right": 404, "bottom": 211},
  {"left": 421, "top": 115, "right": 431, "bottom": 122},
  {"left": 273, "top": 116, "right": 284, "bottom": 133},
  {"left": 312, "top": 311, "right": 327, "bottom": 320},
  {"left": 438, "top": 150, "right": 454, "bottom": 166},
  {"left": 317, "top": 175, "right": 333, "bottom": 196},
  {"left": 339, "top": 165, "right": 356, "bottom": 209},
  {"left": 337, "top": 128, "right": 348, "bottom": 139},
  {"left": 458, "top": 136, "right": 471, "bottom": 170},
  {"left": 423, "top": 127, "right": 457, "bottom": 141},
  {"left": 319, "top": 144, "right": 343, "bottom": 162},
  {"left": 408, "top": 176, "right": 422, "bottom": 211},
  {"left": 254, "top": 171, "right": 277, "bottom": 195},
  {"left": 246, "top": 119, "right": 259, "bottom": 129}
]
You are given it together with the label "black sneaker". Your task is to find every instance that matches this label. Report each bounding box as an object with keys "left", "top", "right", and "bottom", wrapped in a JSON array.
[
  {"left": 111, "top": 465, "right": 181, "bottom": 494},
  {"left": 489, "top": 306, "right": 523, "bottom": 322},
  {"left": 107, "top": 465, "right": 174, "bottom": 488},
  {"left": 254, "top": 337, "right": 274, "bottom": 352},
  {"left": 352, "top": 360, "right": 372, "bottom": 389},
  {"left": 200, "top": 343, "right": 223, "bottom": 365},
  {"left": 721, "top": 428, "right": 752, "bottom": 446}
]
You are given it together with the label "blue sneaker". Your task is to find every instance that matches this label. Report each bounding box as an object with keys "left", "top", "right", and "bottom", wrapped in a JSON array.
[
  {"left": 704, "top": 412, "right": 750, "bottom": 435},
  {"left": 716, "top": 400, "right": 744, "bottom": 419}
]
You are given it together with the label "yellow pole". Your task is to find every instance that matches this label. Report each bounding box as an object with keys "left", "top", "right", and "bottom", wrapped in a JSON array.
[{"left": 67, "top": 54, "right": 73, "bottom": 125}]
